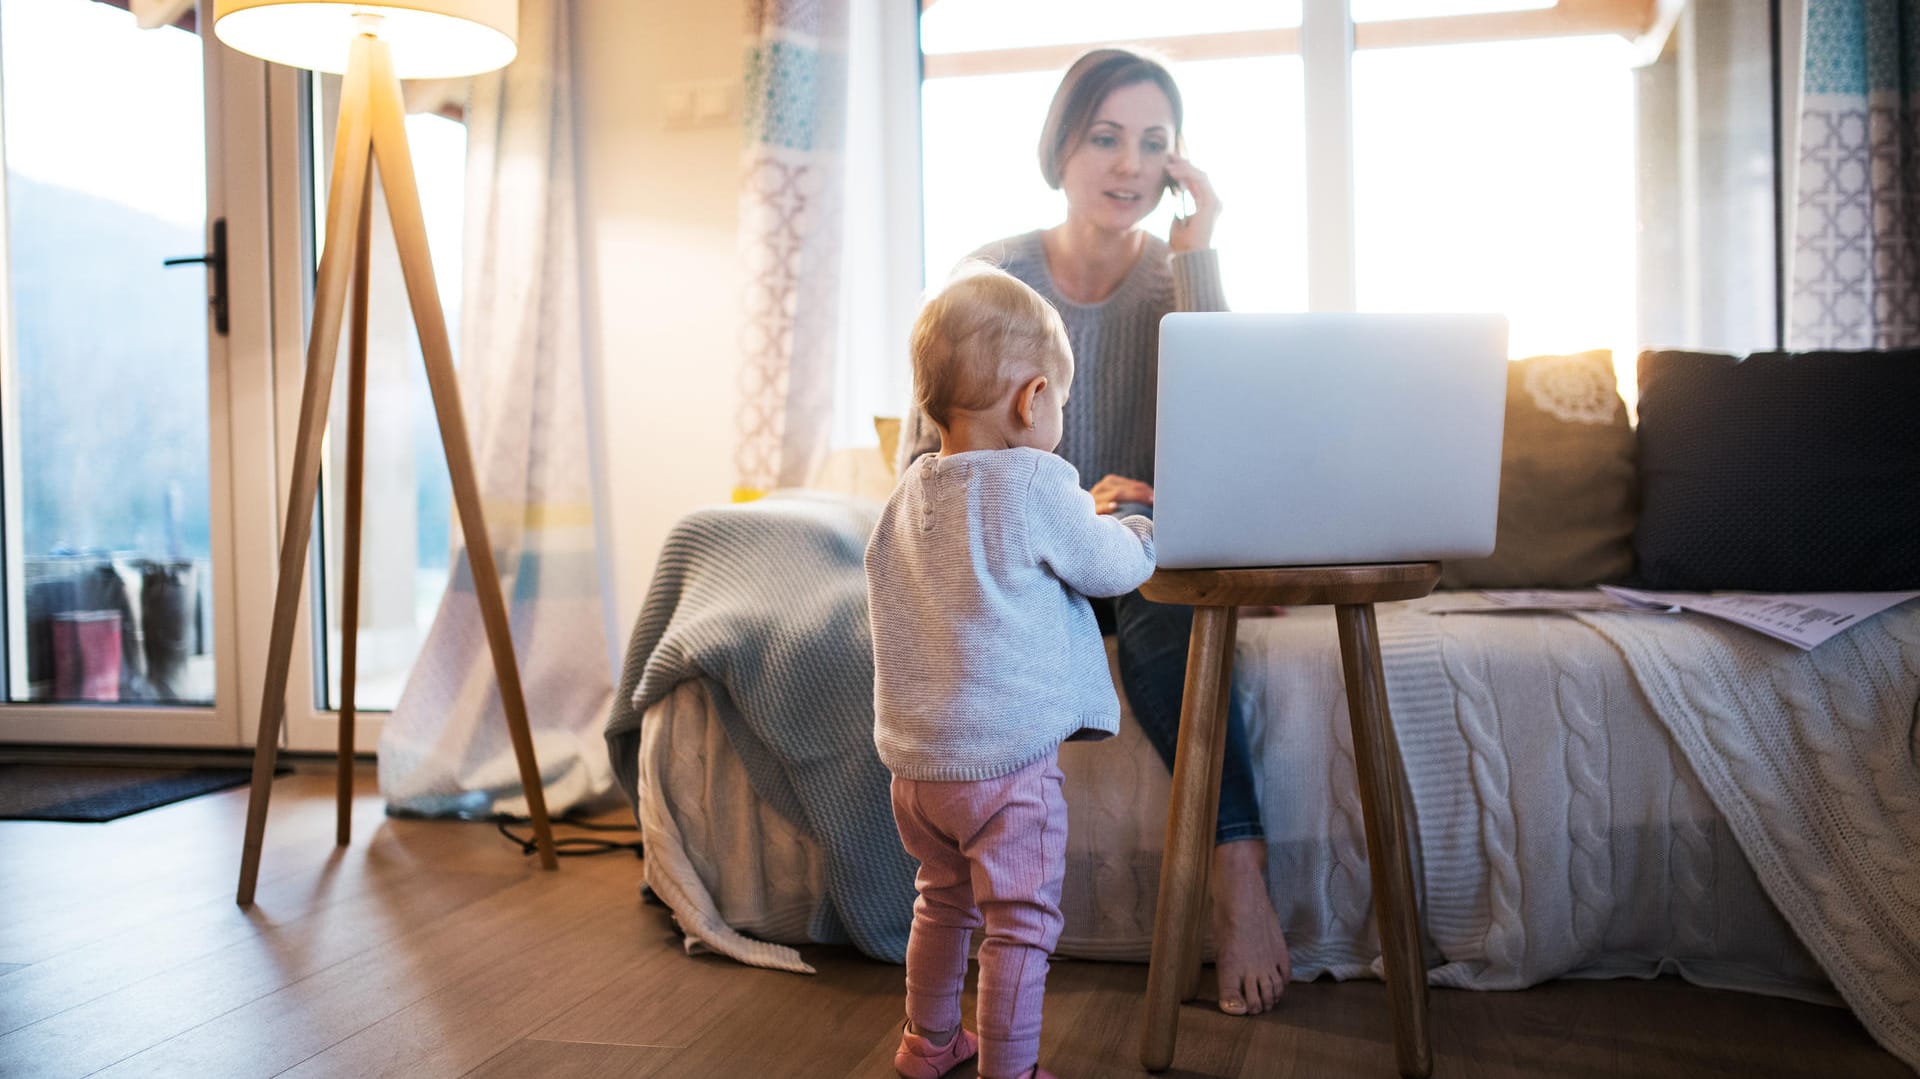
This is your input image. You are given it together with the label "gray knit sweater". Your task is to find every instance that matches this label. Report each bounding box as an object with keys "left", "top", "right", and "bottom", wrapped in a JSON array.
[
  {"left": 865, "top": 448, "right": 1155, "bottom": 781},
  {"left": 897, "top": 230, "right": 1230, "bottom": 490}
]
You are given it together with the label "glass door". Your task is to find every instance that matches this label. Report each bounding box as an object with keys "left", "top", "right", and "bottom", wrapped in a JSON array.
[
  {"left": 256, "top": 71, "right": 467, "bottom": 755},
  {"left": 0, "top": 0, "right": 271, "bottom": 745},
  {"left": 310, "top": 73, "right": 464, "bottom": 720}
]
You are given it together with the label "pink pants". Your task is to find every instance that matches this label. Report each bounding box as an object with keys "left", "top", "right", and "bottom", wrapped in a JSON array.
[{"left": 891, "top": 753, "right": 1068, "bottom": 1079}]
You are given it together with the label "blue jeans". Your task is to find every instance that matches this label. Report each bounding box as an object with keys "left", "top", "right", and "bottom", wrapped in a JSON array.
[{"left": 1100, "top": 590, "right": 1264, "bottom": 844}]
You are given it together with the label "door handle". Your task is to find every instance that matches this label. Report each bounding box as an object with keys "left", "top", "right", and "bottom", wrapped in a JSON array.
[{"left": 164, "top": 217, "right": 228, "bottom": 336}]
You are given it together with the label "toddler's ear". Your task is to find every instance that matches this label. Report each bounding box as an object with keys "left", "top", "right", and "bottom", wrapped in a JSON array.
[{"left": 1015, "top": 375, "right": 1048, "bottom": 430}]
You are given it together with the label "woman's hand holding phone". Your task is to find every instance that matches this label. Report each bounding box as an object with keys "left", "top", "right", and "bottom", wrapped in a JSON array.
[{"left": 1165, "top": 152, "right": 1222, "bottom": 253}]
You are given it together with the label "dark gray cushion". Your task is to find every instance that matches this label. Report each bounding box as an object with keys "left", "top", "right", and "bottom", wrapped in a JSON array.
[{"left": 1632, "top": 348, "right": 1920, "bottom": 591}]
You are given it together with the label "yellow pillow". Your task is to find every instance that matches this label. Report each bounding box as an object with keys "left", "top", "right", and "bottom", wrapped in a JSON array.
[{"left": 1439, "top": 350, "right": 1636, "bottom": 589}]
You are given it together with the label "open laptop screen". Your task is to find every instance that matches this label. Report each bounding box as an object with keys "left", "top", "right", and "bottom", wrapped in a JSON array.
[{"left": 1151, "top": 312, "right": 1507, "bottom": 570}]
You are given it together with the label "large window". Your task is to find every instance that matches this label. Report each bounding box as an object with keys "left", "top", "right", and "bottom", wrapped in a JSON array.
[
  {"left": 920, "top": 2, "right": 1308, "bottom": 311},
  {"left": 918, "top": 0, "right": 1778, "bottom": 405},
  {"left": 1351, "top": 35, "right": 1638, "bottom": 361}
]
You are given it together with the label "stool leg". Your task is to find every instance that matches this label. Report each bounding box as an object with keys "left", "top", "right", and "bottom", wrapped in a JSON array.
[
  {"left": 1183, "top": 607, "right": 1239, "bottom": 1002},
  {"left": 1335, "top": 602, "right": 1431, "bottom": 1078},
  {"left": 1142, "top": 604, "right": 1235, "bottom": 1072}
]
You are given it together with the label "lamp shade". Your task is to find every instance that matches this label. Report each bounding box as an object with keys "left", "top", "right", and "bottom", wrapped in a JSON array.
[{"left": 213, "top": 0, "right": 517, "bottom": 79}]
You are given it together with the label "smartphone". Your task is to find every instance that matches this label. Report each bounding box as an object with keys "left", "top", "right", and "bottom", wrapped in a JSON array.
[{"left": 1164, "top": 173, "right": 1194, "bottom": 218}]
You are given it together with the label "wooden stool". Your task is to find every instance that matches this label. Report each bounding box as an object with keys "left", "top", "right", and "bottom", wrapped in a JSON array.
[{"left": 1139, "top": 562, "right": 1440, "bottom": 1077}]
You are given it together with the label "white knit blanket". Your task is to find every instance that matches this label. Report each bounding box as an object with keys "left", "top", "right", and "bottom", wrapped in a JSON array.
[
  {"left": 628, "top": 602, "right": 1834, "bottom": 989},
  {"left": 1571, "top": 601, "right": 1920, "bottom": 1071},
  {"left": 619, "top": 584, "right": 1917, "bottom": 1064}
]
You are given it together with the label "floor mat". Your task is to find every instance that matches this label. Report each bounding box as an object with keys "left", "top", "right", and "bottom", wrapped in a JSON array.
[{"left": 0, "top": 763, "right": 286, "bottom": 822}]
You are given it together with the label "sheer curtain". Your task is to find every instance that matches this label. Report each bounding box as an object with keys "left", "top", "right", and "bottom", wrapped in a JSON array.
[
  {"left": 1792, "top": 0, "right": 1920, "bottom": 348},
  {"left": 378, "top": 0, "right": 616, "bottom": 818},
  {"left": 733, "top": 0, "right": 850, "bottom": 497},
  {"left": 734, "top": 0, "right": 921, "bottom": 496}
]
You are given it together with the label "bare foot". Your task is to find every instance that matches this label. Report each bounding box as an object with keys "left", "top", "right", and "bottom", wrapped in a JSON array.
[{"left": 1211, "top": 838, "right": 1291, "bottom": 1015}]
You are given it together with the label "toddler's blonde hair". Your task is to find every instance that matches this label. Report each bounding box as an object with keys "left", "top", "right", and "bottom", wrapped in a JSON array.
[{"left": 911, "top": 264, "right": 1071, "bottom": 428}]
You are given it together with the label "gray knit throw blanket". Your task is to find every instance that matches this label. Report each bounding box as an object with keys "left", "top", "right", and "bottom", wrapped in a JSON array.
[{"left": 605, "top": 491, "right": 915, "bottom": 962}]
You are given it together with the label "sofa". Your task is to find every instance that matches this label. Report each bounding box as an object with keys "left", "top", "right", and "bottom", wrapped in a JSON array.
[{"left": 606, "top": 346, "right": 1920, "bottom": 1069}]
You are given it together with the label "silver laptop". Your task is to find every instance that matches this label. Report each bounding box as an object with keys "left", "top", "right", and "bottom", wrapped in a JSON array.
[{"left": 1151, "top": 312, "right": 1508, "bottom": 570}]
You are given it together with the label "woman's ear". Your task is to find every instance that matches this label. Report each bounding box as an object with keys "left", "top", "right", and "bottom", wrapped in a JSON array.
[{"left": 1014, "top": 375, "right": 1048, "bottom": 430}]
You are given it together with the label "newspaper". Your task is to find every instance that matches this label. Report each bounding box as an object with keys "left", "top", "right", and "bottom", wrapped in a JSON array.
[{"left": 1600, "top": 586, "right": 1920, "bottom": 651}]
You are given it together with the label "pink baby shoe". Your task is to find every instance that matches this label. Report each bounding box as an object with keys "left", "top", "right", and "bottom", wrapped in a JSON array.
[{"left": 893, "top": 1022, "right": 979, "bottom": 1079}]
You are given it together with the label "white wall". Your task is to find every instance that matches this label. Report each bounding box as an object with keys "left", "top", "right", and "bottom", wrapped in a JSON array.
[{"left": 576, "top": 1, "right": 743, "bottom": 629}]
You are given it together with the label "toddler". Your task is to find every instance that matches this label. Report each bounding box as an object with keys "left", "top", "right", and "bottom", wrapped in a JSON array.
[{"left": 866, "top": 265, "right": 1156, "bottom": 1079}]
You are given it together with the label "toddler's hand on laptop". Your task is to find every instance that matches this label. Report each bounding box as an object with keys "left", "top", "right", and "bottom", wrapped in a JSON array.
[{"left": 1092, "top": 474, "right": 1154, "bottom": 515}]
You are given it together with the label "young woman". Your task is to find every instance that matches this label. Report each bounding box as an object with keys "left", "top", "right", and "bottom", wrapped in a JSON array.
[{"left": 899, "top": 47, "right": 1292, "bottom": 1017}]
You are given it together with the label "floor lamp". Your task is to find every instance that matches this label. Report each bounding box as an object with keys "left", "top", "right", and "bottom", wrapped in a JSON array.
[{"left": 212, "top": 0, "right": 558, "bottom": 906}]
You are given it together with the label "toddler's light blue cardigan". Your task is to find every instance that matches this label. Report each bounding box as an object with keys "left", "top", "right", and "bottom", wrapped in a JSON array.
[{"left": 866, "top": 447, "right": 1155, "bottom": 782}]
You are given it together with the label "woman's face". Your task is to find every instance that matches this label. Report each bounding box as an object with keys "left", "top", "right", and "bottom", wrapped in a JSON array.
[{"left": 1058, "top": 80, "right": 1177, "bottom": 233}]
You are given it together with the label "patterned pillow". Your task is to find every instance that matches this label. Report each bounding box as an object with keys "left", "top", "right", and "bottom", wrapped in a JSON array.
[
  {"left": 1439, "top": 350, "right": 1636, "bottom": 589},
  {"left": 1632, "top": 348, "right": 1920, "bottom": 591}
]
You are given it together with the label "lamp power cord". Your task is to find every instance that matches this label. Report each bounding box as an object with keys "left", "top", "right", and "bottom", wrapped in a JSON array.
[{"left": 493, "top": 813, "right": 644, "bottom": 859}]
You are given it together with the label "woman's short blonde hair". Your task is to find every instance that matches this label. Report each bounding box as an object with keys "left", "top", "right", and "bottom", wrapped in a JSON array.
[
  {"left": 1037, "top": 47, "right": 1185, "bottom": 190},
  {"left": 911, "top": 265, "right": 1070, "bottom": 428}
]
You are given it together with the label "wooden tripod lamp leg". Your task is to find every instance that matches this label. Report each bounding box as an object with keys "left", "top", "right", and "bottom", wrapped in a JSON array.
[
  {"left": 237, "top": 41, "right": 376, "bottom": 908},
  {"left": 336, "top": 170, "right": 374, "bottom": 847},
  {"left": 363, "top": 39, "right": 558, "bottom": 869}
]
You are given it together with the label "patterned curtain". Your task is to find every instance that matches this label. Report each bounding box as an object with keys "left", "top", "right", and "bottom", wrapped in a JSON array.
[
  {"left": 378, "top": 0, "right": 616, "bottom": 818},
  {"left": 1793, "top": 0, "right": 1920, "bottom": 348},
  {"left": 734, "top": 0, "right": 850, "bottom": 499}
]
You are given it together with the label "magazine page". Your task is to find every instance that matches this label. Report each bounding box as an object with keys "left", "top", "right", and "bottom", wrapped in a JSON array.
[{"left": 1601, "top": 586, "right": 1920, "bottom": 650}]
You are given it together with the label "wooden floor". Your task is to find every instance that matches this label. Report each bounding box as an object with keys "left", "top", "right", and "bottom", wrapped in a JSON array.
[{"left": 0, "top": 764, "right": 1906, "bottom": 1079}]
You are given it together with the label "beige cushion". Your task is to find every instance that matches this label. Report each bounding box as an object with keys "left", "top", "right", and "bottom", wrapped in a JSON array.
[
  {"left": 1439, "top": 350, "right": 1636, "bottom": 589},
  {"left": 873, "top": 416, "right": 901, "bottom": 472}
]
